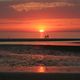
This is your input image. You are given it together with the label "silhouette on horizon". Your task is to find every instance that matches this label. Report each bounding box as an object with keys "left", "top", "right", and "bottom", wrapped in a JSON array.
[{"left": 45, "top": 34, "right": 49, "bottom": 39}]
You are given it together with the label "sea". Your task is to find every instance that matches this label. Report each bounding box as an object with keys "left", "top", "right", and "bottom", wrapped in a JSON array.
[{"left": 0, "top": 31, "right": 80, "bottom": 39}]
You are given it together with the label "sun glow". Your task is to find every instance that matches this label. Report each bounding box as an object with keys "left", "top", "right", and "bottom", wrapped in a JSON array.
[
  {"left": 39, "top": 29, "right": 45, "bottom": 38},
  {"left": 39, "top": 29, "right": 44, "bottom": 32}
]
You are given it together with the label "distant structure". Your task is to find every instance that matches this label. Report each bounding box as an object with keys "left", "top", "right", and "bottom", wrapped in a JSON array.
[{"left": 45, "top": 34, "right": 49, "bottom": 39}]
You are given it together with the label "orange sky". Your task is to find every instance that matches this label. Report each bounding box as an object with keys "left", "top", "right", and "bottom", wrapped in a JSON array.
[
  {"left": 0, "top": 0, "right": 80, "bottom": 32},
  {"left": 0, "top": 18, "right": 80, "bottom": 32},
  {"left": 0, "top": 0, "right": 80, "bottom": 39}
]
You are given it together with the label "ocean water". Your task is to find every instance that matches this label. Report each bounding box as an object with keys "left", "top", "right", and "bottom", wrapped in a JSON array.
[{"left": 0, "top": 31, "right": 80, "bottom": 39}]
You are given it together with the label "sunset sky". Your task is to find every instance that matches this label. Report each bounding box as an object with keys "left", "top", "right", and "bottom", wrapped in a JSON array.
[{"left": 0, "top": 0, "right": 80, "bottom": 38}]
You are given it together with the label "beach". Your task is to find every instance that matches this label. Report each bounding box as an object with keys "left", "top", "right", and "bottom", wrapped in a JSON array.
[
  {"left": 0, "top": 42, "right": 80, "bottom": 79},
  {"left": 0, "top": 44, "right": 80, "bottom": 72}
]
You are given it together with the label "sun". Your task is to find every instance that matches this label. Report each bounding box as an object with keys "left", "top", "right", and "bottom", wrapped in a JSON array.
[{"left": 39, "top": 29, "right": 44, "bottom": 32}]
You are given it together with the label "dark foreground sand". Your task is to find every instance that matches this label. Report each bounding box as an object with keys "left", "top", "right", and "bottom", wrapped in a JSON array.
[{"left": 0, "top": 72, "right": 80, "bottom": 80}]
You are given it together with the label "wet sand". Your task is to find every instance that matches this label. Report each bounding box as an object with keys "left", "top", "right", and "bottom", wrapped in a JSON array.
[
  {"left": 0, "top": 66, "right": 80, "bottom": 73},
  {"left": 0, "top": 44, "right": 80, "bottom": 80}
]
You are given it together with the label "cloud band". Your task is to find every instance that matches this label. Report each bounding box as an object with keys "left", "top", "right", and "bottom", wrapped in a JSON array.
[{"left": 10, "top": 2, "right": 75, "bottom": 12}]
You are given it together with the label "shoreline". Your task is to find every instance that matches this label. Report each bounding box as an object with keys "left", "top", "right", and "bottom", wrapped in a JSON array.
[
  {"left": 71, "top": 42, "right": 80, "bottom": 44},
  {"left": 0, "top": 42, "right": 80, "bottom": 46},
  {"left": 0, "top": 38, "right": 80, "bottom": 42}
]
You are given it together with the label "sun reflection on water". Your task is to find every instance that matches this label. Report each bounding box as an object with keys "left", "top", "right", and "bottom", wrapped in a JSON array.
[{"left": 37, "top": 66, "right": 46, "bottom": 73}]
